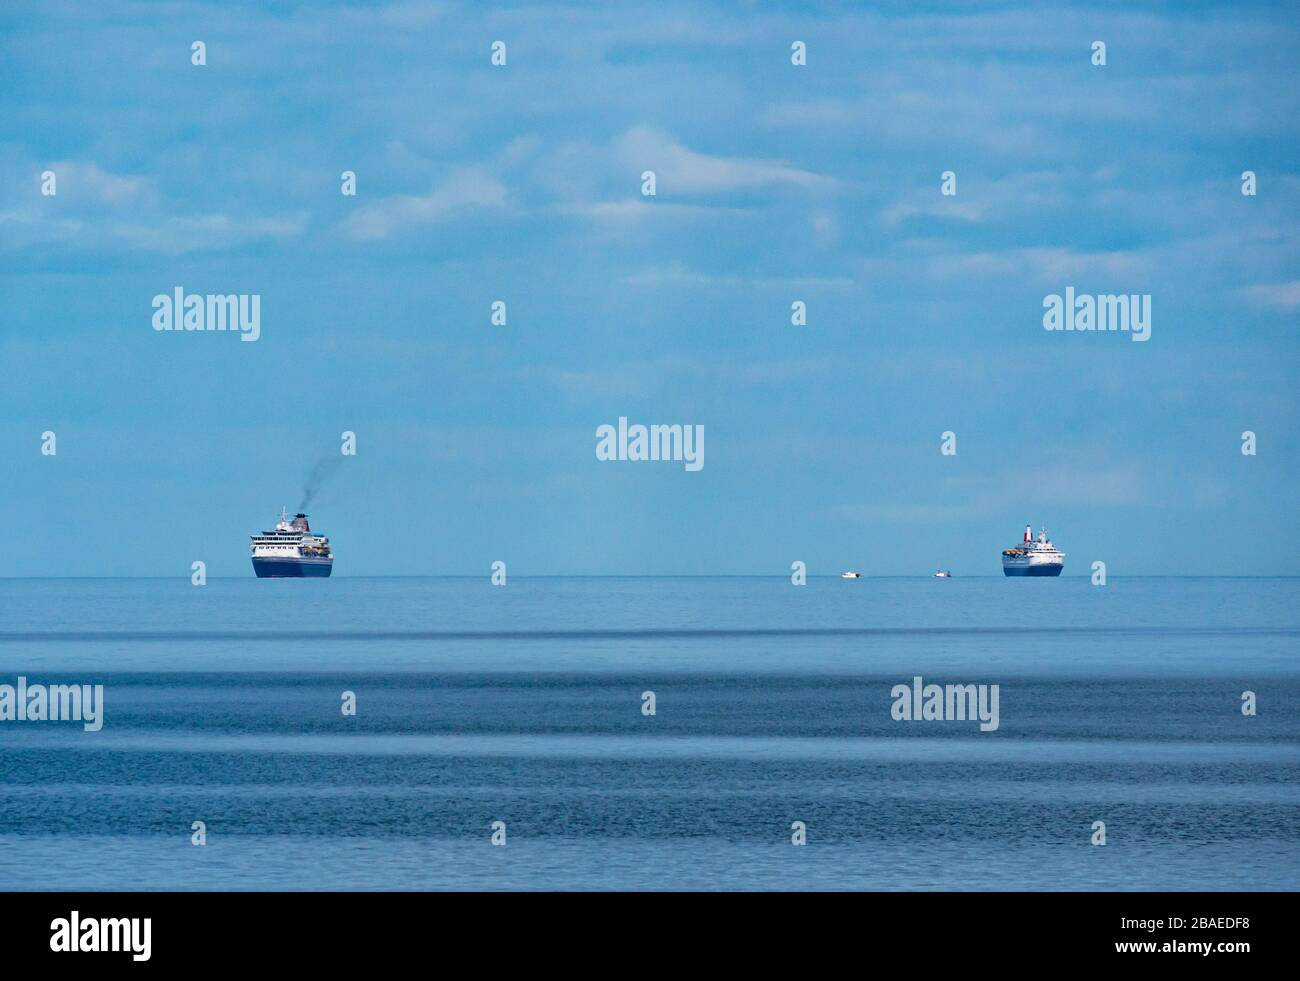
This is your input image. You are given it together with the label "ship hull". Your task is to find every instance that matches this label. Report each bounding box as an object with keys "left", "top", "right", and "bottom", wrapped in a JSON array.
[
  {"left": 252, "top": 558, "right": 332, "bottom": 578},
  {"left": 1002, "top": 563, "right": 1063, "bottom": 577}
]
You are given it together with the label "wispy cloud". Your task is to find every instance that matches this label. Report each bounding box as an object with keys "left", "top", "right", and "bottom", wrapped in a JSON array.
[
  {"left": 620, "top": 263, "right": 852, "bottom": 289},
  {"left": 1241, "top": 280, "right": 1300, "bottom": 312},
  {"left": 615, "top": 125, "right": 838, "bottom": 194},
  {"left": 43, "top": 160, "right": 151, "bottom": 206},
  {"left": 557, "top": 199, "right": 741, "bottom": 226},
  {"left": 111, "top": 213, "right": 308, "bottom": 253},
  {"left": 343, "top": 167, "right": 507, "bottom": 240},
  {"left": 855, "top": 244, "right": 1152, "bottom": 287},
  {"left": 882, "top": 199, "right": 986, "bottom": 225},
  {"left": 0, "top": 198, "right": 307, "bottom": 255}
]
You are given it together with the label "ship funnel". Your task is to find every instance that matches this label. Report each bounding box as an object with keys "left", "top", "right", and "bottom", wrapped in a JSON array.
[
  {"left": 291, "top": 513, "right": 311, "bottom": 533},
  {"left": 1025, "top": 524, "right": 1032, "bottom": 543}
]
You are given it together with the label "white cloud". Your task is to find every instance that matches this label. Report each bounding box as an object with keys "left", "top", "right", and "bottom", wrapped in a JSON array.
[
  {"left": 856, "top": 244, "right": 1151, "bottom": 286},
  {"left": 620, "top": 263, "right": 852, "bottom": 289},
  {"left": 883, "top": 199, "right": 986, "bottom": 225},
  {"left": 45, "top": 161, "right": 151, "bottom": 206},
  {"left": 882, "top": 171, "right": 1065, "bottom": 227},
  {"left": 111, "top": 213, "right": 307, "bottom": 253},
  {"left": 615, "top": 125, "right": 838, "bottom": 194},
  {"left": 0, "top": 205, "right": 306, "bottom": 254},
  {"left": 343, "top": 167, "right": 507, "bottom": 240},
  {"left": 1241, "top": 280, "right": 1300, "bottom": 312}
]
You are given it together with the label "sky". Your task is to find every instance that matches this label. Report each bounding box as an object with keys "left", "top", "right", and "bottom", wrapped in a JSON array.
[{"left": 1, "top": 0, "right": 1297, "bottom": 576}]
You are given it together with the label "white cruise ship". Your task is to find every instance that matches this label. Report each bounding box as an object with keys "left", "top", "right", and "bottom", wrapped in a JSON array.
[
  {"left": 1002, "top": 525, "right": 1064, "bottom": 577},
  {"left": 250, "top": 508, "right": 333, "bottom": 577}
]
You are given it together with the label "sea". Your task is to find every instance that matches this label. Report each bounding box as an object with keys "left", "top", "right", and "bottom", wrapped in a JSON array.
[{"left": 0, "top": 576, "right": 1296, "bottom": 891}]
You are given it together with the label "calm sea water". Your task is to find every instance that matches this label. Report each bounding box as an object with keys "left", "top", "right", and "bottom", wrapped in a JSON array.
[{"left": 1, "top": 576, "right": 1296, "bottom": 891}]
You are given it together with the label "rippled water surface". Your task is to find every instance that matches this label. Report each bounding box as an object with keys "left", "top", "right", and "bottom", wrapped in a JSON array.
[{"left": 1, "top": 576, "right": 1296, "bottom": 890}]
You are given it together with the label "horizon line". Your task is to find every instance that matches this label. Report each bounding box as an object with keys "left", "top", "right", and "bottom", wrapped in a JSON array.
[
  {"left": 6, "top": 625, "right": 1297, "bottom": 643},
  {"left": 1, "top": 574, "right": 1297, "bottom": 581}
]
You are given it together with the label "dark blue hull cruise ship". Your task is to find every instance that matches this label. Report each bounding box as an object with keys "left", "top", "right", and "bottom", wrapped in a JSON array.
[
  {"left": 1002, "top": 525, "right": 1065, "bottom": 576},
  {"left": 250, "top": 509, "right": 333, "bottom": 578}
]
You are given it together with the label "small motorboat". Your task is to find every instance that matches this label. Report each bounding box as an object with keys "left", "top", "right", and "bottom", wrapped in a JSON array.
[
  {"left": 934, "top": 570, "right": 952, "bottom": 578},
  {"left": 841, "top": 571, "right": 863, "bottom": 579}
]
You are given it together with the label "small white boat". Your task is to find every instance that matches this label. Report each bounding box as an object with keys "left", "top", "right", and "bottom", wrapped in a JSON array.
[
  {"left": 934, "top": 570, "right": 952, "bottom": 578},
  {"left": 841, "top": 571, "right": 863, "bottom": 579}
]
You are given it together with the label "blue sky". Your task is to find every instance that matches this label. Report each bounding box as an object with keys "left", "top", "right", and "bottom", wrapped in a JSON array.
[{"left": 2, "top": 0, "right": 1297, "bottom": 576}]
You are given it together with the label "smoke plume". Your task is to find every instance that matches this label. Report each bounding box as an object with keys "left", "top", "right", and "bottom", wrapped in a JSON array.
[{"left": 300, "top": 455, "right": 342, "bottom": 512}]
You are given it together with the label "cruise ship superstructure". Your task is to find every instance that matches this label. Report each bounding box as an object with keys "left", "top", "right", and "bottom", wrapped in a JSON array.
[{"left": 250, "top": 508, "right": 333, "bottom": 577}]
